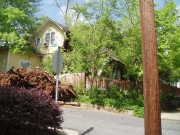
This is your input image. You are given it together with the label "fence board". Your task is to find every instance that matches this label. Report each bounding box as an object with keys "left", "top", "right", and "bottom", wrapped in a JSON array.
[
  {"left": 59, "top": 73, "right": 85, "bottom": 89},
  {"left": 59, "top": 73, "right": 180, "bottom": 97}
]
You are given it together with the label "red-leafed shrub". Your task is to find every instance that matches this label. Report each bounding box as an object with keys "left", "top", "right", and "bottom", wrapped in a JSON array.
[{"left": 0, "top": 86, "right": 63, "bottom": 135}]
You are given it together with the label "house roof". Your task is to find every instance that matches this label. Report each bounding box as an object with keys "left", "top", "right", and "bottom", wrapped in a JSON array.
[
  {"left": 36, "top": 18, "right": 69, "bottom": 34},
  {"left": 0, "top": 45, "right": 43, "bottom": 56},
  {"left": 55, "top": 22, "right": 69, "bottom": 33}
]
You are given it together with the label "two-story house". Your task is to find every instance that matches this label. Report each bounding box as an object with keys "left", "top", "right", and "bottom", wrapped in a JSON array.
[{"left": 0, "top": 18, "right": 70, "bottom": 72}]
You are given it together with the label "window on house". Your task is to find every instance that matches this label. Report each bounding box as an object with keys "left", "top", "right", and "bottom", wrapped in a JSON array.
[
  {"left": 36, "top": 38, "right": 40, "bottom": 46},
  {"left": 19, "top": 60, "right": 31, "bottom": 69},
  {"left": 51, "top": 32, "right": 55, "bottom": 44},
  {"left": 45, "top": 32, "right": 55, "bottom": 45},
  {"left": 45, "top": 33, "right": 50, "bottom": 44},
  {"left": 0, "top": 39, "right": 6, "bottom": 46}
]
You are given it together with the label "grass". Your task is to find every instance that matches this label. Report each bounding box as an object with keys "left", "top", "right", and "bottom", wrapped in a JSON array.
[{"left": 74, "top": 85, "right": 144, "bottom": 118}]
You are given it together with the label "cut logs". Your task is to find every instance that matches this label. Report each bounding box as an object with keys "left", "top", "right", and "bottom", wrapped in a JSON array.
[{"left": 0, "top": 66, "right": 77, "bottom": 101}]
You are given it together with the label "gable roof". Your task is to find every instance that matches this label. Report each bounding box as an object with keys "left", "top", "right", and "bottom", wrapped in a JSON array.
[
  {"left": 36, "top": 18, "right": 69, "bottom": 34},
  {"left": 56, "top": 22, "right": 69, "bottom": 33}
]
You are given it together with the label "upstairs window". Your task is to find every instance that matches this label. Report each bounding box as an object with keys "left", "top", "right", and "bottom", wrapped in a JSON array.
[
  {"left": 0, "top": 39, "right": 6, "bottom": 46},
  {"left": 51, "top": 32, "right": 55, "bottom": 44},
  {"left": 45, "top": 32, "right": 55, "bottom": 45},
  {"left": 19, "top": 60, "right": 31, "bottom": 69},
  {"left": 36, "top": 38, "right": 40, "bottom": 46},
  {"left": 45, "top": 33, "right": 50, "bottom": 44}
]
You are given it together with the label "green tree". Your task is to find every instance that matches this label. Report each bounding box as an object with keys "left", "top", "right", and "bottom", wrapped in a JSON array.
[
  {"left": 155, "top": 0, "right": 180, "bottom": 83},
  {"left": 65, "top": 0, "right": 180, "bottom": 84},
  {"left": 69, "top": 0, "right": 123, "bottom": 77},
  {"left": 0, "top": 0, "right": 43, "bottom": 54},
  {"left": 69, "top": 0, "right": 141, "bottom": 81},
  {"left": 115, "top": 0, "right": 142, "bottom": 81}
]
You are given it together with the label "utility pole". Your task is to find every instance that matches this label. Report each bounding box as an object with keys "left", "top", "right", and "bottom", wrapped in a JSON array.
[{"left": 139, "top": 0, "right": 162, "bottom": 135}]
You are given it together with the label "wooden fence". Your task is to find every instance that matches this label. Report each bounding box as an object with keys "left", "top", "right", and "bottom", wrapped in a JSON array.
[
  {"left": 59, "top": 73, "right": 85, "bottom": 88},
  {"left": 159, "top": 83, "right": 180, "bottom": 97},
  {"left": 59, "top": 73, "right": 180, "bottom": 97}
]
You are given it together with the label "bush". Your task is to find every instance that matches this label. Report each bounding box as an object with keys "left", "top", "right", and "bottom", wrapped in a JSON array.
[
  {"left": 40, "top": 56, "right": 55, "bottom": 75},
  {"left": 0, "top": 86, "right": 63, "bottom": 135},
  {"left": 75, "top": 85, "right": 144, "bottom": 117}
]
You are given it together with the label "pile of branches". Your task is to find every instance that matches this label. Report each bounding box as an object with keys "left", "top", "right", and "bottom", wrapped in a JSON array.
[{"left": 0, "top": 66, "right": 77, "bottom": 101}]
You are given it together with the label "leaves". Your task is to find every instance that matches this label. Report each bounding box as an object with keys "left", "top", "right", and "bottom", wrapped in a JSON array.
[
  {"left": 68, "top": 0, "right": 141, "bottom": 81},
  {"left": 40, "top": 56, "right": 56, "bottom": 75},
  {"left": 66, "top": 0, "right": 180, "bottom": 83},
  {"left": 0, "top": 0, "right": 43, "bottom": 54},
  {"left": 76, "top": 86, "right": 144, "bottom": 117},
  {"left": 0, "top": 86, "right": 64, "bottom": 134},
  {"left": 155, "top": 0, "right": 180, "bottom": 83}
]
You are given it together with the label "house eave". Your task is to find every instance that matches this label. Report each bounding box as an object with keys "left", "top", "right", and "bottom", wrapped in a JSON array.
[{"left": 35, "top": 18, "right": 69, "bottom": 35}]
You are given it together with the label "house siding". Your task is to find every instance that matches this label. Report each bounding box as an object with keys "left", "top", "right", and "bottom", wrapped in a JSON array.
[
  {"left": 0, "top": 48, "right": 8, "bottom": 71},
  {"left": 0, "top": 19, "right": 67, "bottom": 72},
  {"left": 8, "top": 52, "right": 41, "bottom": 70},
  {"left": 33, "top": 21, "right": 65, "bottom": 55}
]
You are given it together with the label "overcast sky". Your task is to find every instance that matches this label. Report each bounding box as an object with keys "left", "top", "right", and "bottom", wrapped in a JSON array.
[{"left": 38, "top": 0, "right": 180, "bottom": 25}]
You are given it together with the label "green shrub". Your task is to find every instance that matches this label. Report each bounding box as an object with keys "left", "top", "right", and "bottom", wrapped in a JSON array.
[
  {"left": 133, "top": 107, "right": 144, "bottom": 118},
  {"left": 40, "top": 56, "right": 55, "bottom": 75},
  {"left": 160, "top": 91, "right": 175, "bottom": 102},
  {"left": 0, "top": 86, "right": 63, "bottom": 135},
  {"left": 75, "top": 85, "right": 144, "bottom": 117}
]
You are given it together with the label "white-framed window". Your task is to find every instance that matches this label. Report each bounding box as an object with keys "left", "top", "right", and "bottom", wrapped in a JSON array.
[
  {"left": 19, "top": 60, "right": 31, "bottom": 69},
  {"left": 45, "top": 32, "right": 55, "bottom": 45},
  {"left": 51, "top": 32, "right": 55, "bottom": 44},
  {"left": 0, "top": 39, "right": 6, "bottom": 46},
  {"left": 36, "top": 38, "right": 40, "bottom": 46}
]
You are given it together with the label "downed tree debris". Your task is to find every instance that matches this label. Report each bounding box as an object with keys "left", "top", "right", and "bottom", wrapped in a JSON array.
[{"left": 0, "top": 66, "right": 77, "bottom": 101}]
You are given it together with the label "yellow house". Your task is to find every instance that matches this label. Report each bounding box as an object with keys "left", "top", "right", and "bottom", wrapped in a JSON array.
[{"left": 0, "top": 18, "right": 70, "bottom": 72}]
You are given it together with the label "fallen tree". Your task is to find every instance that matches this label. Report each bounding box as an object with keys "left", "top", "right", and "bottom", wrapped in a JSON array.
[{"left": 0, "top": 66, "right": 77, "bottom": 101}]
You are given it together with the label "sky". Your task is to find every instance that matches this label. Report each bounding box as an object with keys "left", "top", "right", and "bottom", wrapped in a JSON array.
[
  {"left": 38, "top": 0, "right": 180, "bottom": 25},
  {"left": 38, "top": 0, "right": 87, "bottom": 24}
]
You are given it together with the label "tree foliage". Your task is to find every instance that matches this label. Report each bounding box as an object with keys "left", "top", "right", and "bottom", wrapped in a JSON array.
[
  {"left": 66, "top": 0, "right": 180, "bottom": 84},
  {"left": 155, "top": 0, "right": 180, "bottom": 83},
  {"left": 0, "top": 86, "right": 64, "bottom": 134},
  {"left": 0, "top": 0, "right": 43, "bottom": 54},
  {"left": 40, "top": 56, "right": 56, "bottom": 75},
  {"left": 39, "top": 51, "right": 76, "bottom": 75},
  {"left": 68, "top": 0, "right": 142, "bottom": 80}
]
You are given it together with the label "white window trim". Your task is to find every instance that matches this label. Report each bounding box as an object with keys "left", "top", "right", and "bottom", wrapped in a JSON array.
[
  {"left": 19, "top": 60, "right": 31, "bottom": 69},
  {"left": 44, "top": 31, "right": 56, "bottom": 46}
]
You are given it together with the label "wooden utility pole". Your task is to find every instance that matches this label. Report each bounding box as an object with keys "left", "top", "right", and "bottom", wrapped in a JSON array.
[{"left": 139, "top": 0, "right": 162, "bottom": 135}]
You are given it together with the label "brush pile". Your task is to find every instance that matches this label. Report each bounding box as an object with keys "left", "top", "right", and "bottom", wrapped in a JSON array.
[{"left": 0, "top": 66, "right": 77, "bottom": 101}]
